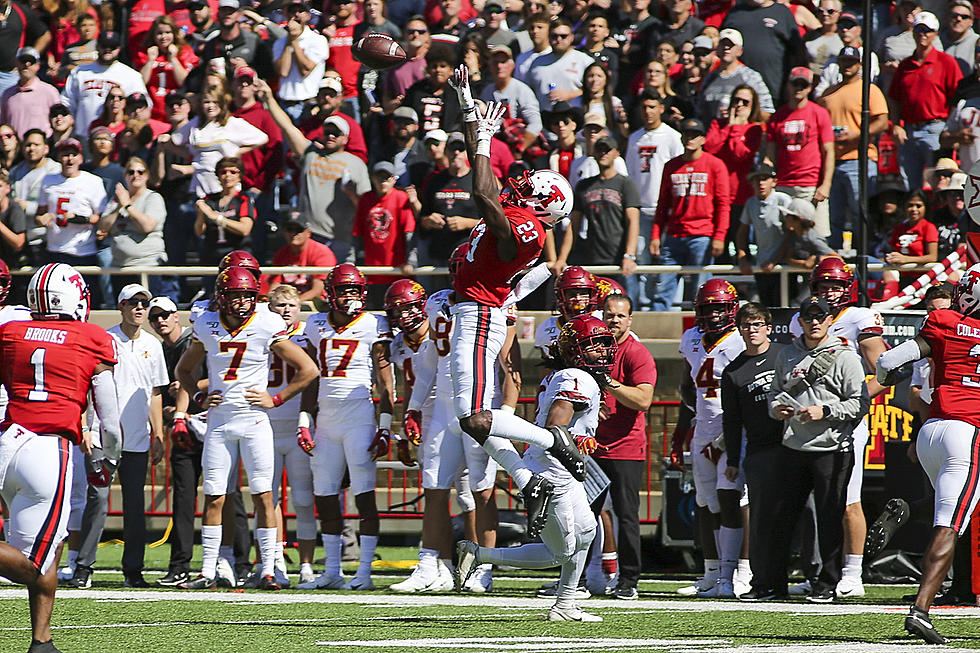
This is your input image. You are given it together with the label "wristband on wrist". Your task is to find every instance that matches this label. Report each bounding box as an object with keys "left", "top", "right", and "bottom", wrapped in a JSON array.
[
  {"left": 475, "top": 138, "right": 491, "bottom": 157},
  {"left": 298, "top": 411, "right": 312, "bottom": 429},
  {"left": 623, "top": 253, "right": 636, "bottom": 261},
  {"left": 499, "top": 404, "right": 515, "bottom": 414},
  {"left": 462, "top": 106, "right": 479, "bottom": 123},
  {"left": 174, "top": 412, "right": 186, "bottom": 420},
  {"left": 272, "top": 393, "right": 284, "bottom": 407},
  {"left": 379, "top": 412, "right": 393, "bottom": 430}
]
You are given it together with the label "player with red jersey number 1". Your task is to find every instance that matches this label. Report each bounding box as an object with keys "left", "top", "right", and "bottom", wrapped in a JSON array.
[
  {"left": 0, "top": 263, "right": 122, "bottom": 653},
  {"left": 877, "top": 262, "right": 980, "bottom": 645},
  {"left": 446, "top": 64, "right": 585, "bottom": 539}
]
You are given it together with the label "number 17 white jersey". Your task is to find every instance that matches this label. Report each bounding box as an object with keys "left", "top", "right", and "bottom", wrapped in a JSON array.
[
  {"left": 303, "top": 312, "right": 392, "bottom": 401},
  {"left": 679, "top": 326, "right": 745, "bottom": 441}
]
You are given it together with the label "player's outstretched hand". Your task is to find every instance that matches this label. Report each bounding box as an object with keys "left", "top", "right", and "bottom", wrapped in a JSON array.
[
  {"left": 449, "top": 64, "right": 475, "bottom": 112},
  {"left": 477, "top": 101, "right": 507, "bottom": 138},
  {"left": 368, "top": 428, "right": 391, "bottom": 461},
  {"left": 574, "top": 435, "right": 598, "bottom": 456},
  {"left": 245, "top": 387, "right": 275, "bottom": 408},
  {"left": 403, "top": 409, "right": 422, "bottom": 445},
  {"left": 396, "top": 439, "right": 415, "bottom": 467},
  {"left": 170, "top": 416, "right": 195, "bottom": 450}
]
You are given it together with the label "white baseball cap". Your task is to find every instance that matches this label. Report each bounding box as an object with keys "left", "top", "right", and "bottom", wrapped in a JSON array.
[
  {"left": 913, "top": 11, "right": 939, "bottom": 31},
  {"left": 118, "top": 283, "right": 151, "bottom": 304},
  {"left": 148, "top": 296, "right": 178, "bottom": 313},
  {"left": 718, "top": 28, "right": 743, "bottom": 47}
]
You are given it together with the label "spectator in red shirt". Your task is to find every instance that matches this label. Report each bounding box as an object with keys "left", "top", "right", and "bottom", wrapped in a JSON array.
[
  {"left": 765, "top": 66, "right": 835, "bottom": 239},
  {"left": 596, "top": 293, "right": 656, "bottom": 600},
  {"left": 879, "top": 189, "right": 939, "bottom": 298},
  {"left": 324, "top": 0, "right": 362, "bottom": 119},
  {"left": 265, "top": 219, "right": 337, "bottom": 303},
  {"left": 650, "top": 117, "right": 731, "bottom": 311},
  {"left": 888, "top": 11, "right": 963, "bottom": 191},
  {"left": 353, "top": 160, "right": 417, "bottom": 305},
  {"left": 132, "top": 16, "right": 199, "bottom": 121}
]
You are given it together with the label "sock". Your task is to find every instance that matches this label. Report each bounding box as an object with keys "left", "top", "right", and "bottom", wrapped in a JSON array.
[
  {"left": 202, "top": 525, "right": 222, "bottom": 579},
  {"left": 219, "top": 544, "right": 233, "bottom": 564},
  {"left": 489, "top": 409, "right": 554, "bottom": 448},
  {"left": 418, "top": 548, "right": 438, "bottom": 578},
  {"left": 737, "top": 558, "right": 752, "bottom": 585},
  {"left": 66, "top": 549, "right": 78, "bottom": 569},
  {"left": 601, "top": 552, "right": 618, "bottom": 575},
  {"left": 719, "top": 526, "right": 743, "bottom": 582},
  {"left": 358, "top": 534, "right": 378, "bottom": 578},
  {"left": 256, "top": 527, "right": 277, "bottom": 577},
  {"left": 275, "top": 541, "right": 287, "bottom": 570},
  {"left": 322, "top": 533, "right": 342, "bottom": 578},
  {"left": 301, "top": 562, "right": 314, "bottom": 575},
  {"left": 482, "top": 436, "right": 532, "bottom": 489},
  {"left": 703, "top": 558, "right": 720, "bottom": 584},
  {"left": 842, "top": 554, "right": 863, "bottom": 580}
]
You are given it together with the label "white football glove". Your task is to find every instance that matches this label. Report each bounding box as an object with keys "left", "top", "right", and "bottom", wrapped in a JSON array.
[
  {"left": 474, "top": 101, "right": 507, "bottom": 156},
  {"left": 449, "top": 64, "right": 478, "bottom": 122}
]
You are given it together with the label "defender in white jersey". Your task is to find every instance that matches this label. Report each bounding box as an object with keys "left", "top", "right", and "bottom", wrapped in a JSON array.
[
  {"left": 174, "top": 267, "right": 317, "bottom": 591},
  {"left": 264, "top": 285, "right": 315, "bottom": 587},
  {"left": 298, "top": 264, "right": 397, "bottom": 592},
  {"left": 788, "top": 257, "right": 888, "bottom": 598},
  {"left": 533, "top": 266, "right": 600, "bottom": 360},
  {"left": 456, "top": 315, "right": 617, "bottom": 622},
  {"left": 677, "top": 279, "right": 746, "bottom": 598}
]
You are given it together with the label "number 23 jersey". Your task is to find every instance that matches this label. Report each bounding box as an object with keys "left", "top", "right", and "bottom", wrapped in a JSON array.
[
  {"left": 193, "top": 309, "right": 289, "bottom": 412},
  {"left": 679, "top": 326, "right": 745, "bottom": 438},
  {"left": 303, "top": 312, "right": 392, "bottom": 401},
  {"left": 918, "top": 308, "right": 980, "bottom": 428}
]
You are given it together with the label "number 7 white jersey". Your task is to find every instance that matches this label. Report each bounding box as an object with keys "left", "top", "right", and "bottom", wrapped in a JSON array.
[
  {"left": 303, "top": 312, "right": 392, "bottom": 401},
  {"left": 192, "top": 309, "right": 289, "bottom": 413},
  {"left": 679, "top": 326, "right": 745, "bottom": 440}
]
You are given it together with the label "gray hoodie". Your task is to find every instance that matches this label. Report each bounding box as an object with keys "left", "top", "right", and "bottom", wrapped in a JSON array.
[{"left": 768, "top": 335, "right": 870, "bottom": 452}]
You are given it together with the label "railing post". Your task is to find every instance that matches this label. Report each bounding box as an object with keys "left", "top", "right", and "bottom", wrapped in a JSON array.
[{"left": 779, "top": 270, "right": 789, "bottom": 308}]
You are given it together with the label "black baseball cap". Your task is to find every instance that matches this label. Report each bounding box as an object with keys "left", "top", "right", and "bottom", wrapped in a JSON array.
[
  {"left": 800, "top": 296, "right": 832, "bottom": 317},
  {"left": 838, "top": 45, "right": 861, "bottom": 61},
  {"left": 165, "top": 90, "right": 188, "bottom": 106},
  {"left": 679, "top": 117, "right": 706, "bottom": 136},
  {"left": 126, "top": 92, "right": 150, "bottom": 108},
  {"left": 593, "top": 135, "right": 619, "bottom": 151},
  {"left": 97, "top": 31, "right": 121, "bottom": 49},
  {"left": 747, "top": 162, "right": 777, "bottom": 180}
]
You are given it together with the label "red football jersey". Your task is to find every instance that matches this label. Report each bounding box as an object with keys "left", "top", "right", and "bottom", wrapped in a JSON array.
[
  {"left": 919, "top": 308, "right": 980, "bottom": 428},
  {"left": 453, "top": 205, "right": 547, "bottom": 307},
  {"left": 0, "top": 320, "right": 117, "bottom": 443}
]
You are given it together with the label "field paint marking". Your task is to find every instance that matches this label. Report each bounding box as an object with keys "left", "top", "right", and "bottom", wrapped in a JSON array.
[{"left": 315, "top": 637, "right": 726, "bottom": 651}]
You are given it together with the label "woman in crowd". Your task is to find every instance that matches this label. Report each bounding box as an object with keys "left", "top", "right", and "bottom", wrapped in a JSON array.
[
  {"left": 460, "top": 32, "right": 492, "bottom": 97},
  {"left": 194, "top": 156, "right": 254, "bottom": 265},
  {"left": 654, "top": 39, "right": 682, "bottom": 77},
  {"left": 90, "top": 89, "right": 129, "bottom": 136},
  {"left": 0, "top": 126, "right": 21, "bottom": 173},
  {"left": 705, "top": 84, "right": 764, "bottom": 231},
  {"left": 636, "top": 59, "right": 690, "bottom": 129},
  {"left": 879, "top": 189, "right": 940, "bottom": 299},
  {"left": 581, "top": 61, "right": 628, "bottom": 142},
  {"left": 354, "top": 0, "right": 402, "bottom": 40},
  {"left": 134, "top": 16, "right": 199, "bottom": 121}
]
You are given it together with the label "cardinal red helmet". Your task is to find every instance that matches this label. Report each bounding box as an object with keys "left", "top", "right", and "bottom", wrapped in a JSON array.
[
  {"left": 449, "top": 242, "right": 470, "bottom": 277},
  {"left": 326, "top": 263, "right": 367, "bottom": 315},
  {"left": 216, "top": 266, "right": 259, "bottom": 318},
  {"left": 809, "top": 257, "right": 855, "bottom": 310},
  {"left": 554, "top": 266, "right": 598, "bottom": 319},
  {"left": 694, "top": 279, "right": 739, "bottom": 334},
  {"left": 219, "top": 250, "right": 261, "bottom": 279},
  {"left": 595, "top": 276, "right": 625, "bottom": 305},
  {"left": 0, "top": 259, "right": 11, "bottom": 304},
  {"left": 557, "top": 314, "right": 618, "bottom": 377},
  {"left": 384, "top": 279, "right": 427, "bottom": 332}
]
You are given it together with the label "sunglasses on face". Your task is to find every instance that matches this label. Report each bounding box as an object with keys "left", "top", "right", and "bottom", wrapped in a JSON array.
[
  {"left": 818, "top": 8, "right": 838, "bottom": 15},
  {"left": 0, "top": 133, "right": 15, "bottom": 140},
  {"left": 550, "top": 32, "right": 572, "bottom": 40},
  {"left": 732, "top": 97, "right": 751, "bottom": 106},
  {"left": 125, "top": 298, "right": 151, "bottom": 308},
  {"left": 952, "top": 12, "right": 972, "bottom": 20},
  {"left": 126, "top": 168, "right": 147, "bottom": 175},
  {"left": 150, "top": 311, "right": 175, "bottom": 320},
  {"left": 406, "top": 28, "right": 427, "bottom": 34},
  {"left": 802, "top": 312, "right": 828, "bottom": 323}
]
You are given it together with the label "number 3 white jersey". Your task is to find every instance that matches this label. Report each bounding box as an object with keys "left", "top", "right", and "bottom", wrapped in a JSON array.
[
  {"left": 303, "top": 312, "right": 392, "bottom": 401},
  {"left": 527, "top": 367, "right": 601, "bottom": 485},
  {"left": 789, "top": 305, "right": 883, "bottom": 356},
  {"left": 679, "top": 327, "right": 746, "bottom": 442},
  {"left": 390, "top": 331, "right": 436, "bottom": 415},
  {"left": 193, "top": 309, "right": 289, "bottom": 413},
  {"left": 266, "top": 321, "right": 307, "bottom": 421}
]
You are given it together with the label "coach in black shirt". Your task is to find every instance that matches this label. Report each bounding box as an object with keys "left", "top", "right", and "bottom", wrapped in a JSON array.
[{"left": 720, "top": 302, "right": 786, "bottom": 601}]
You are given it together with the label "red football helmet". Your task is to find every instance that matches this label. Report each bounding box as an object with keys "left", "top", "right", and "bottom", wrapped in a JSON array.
[
  {"left": 554, "top": 266, "right": 598, "bottom": 319},
  {"left": 219, "top": 250, "right": 261, "bottom": 279},
  {"left": 326, "top": 263, "right": 367, "bottom": 315},
  {"left": 694, "top": 279, "right": 739, "bottom": 334},
  {"left": 449, "top": 242, "right": 470, "bottom": 277},
  {"left": 557, "top": 314, "right": 618, "bottom": 377},
  {"left": 595, "top": 276, "right": 625, "bottom": 305},
  {"left": 809, "top": 257, "right": 855, "bottom": 310},
  {"left": 384, "top": 279, "right": 427, "bottom": 332},
  {"left": 216, "top": 266, "right": 259, "bottom": 318},
  {"left": 0, "top": 259, "right": 11, "bottom": 304}
]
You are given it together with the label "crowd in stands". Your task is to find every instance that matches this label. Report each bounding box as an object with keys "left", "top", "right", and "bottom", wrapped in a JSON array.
[{"left": 0, "top": 0, "right": 974, "bottom": 309}]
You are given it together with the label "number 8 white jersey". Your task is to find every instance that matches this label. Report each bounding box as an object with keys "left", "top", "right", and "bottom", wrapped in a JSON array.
[
  {"left": 679, "top": 327, "right": 745, "bottom": 441},
  {"left": 303, "top": 312, "right": 392, "bottom": 401},
  {"left": 193, "top": 309, "right": 289, "bottom": 413}
]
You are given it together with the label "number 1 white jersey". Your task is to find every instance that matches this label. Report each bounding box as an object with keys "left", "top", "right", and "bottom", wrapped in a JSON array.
[
  {"left": 788, "top": 305, "right": 883, "bottom": 356},
  {"left": 527, "top": 367, "right": 601, "bottom": 485},
  {"left": 679, "top": 327, "right": 745, "bottom": 441},
  {"left": 303, "top": 312, "right": 392, "bottom": 401},
  {"left": 193, "top": 309, "right": 289, "bottom": 413}
]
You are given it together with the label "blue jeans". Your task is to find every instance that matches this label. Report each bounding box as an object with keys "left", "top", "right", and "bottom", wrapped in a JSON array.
[
  {"left": 828, "top": 159, "right": 875, "bottom": 250},
  {"left": 652, "top": 235, "right": 711, "bottom": 312},
  {"left": 898, "top": 120, "right": 943, "bottom": 191},
  {"left": 626, "top": 213, "right": 656, "bottom": 310}
]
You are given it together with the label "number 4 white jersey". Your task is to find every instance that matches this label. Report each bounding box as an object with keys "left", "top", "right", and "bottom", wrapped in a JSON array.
[
  {"left": 527, "top": 367, "right": 601, "bottom": 484},
  {"left": 788, "top": 305, "right": 883, "bottom": 356},
  {"left": 679, "top": 327, "right": 746, "bottom": 441},
  {"left": 303, "top": 312, "right": 392, "bottom": 401},
  {"left": 193, "top": 309, "right": 289, "bottom": 413}
]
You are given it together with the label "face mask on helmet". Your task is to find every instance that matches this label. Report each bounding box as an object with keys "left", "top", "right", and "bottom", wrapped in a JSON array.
[
  {"left": 331, "top": 284, "right": 365, "bottom": 315},
  {"left": 579, "top": 334, "right": 617, "bottom": 376},
  {"left": 814, "top": 281, "right": 849, "bottom": 309},
  {"left": 390, "top": 301, "right": 426, "bottom": 331},
  {"left": 956, "top": 267, "right": 980, "bottom": 316},
  {"left": 220, "top": 290, "right": 257, "bottom": 319},
  {"left": 695, "top": 302, "right": 736, "bottom": 334},
  {"left": 558, "top": 287, "right": 597, "bottom": 319}
]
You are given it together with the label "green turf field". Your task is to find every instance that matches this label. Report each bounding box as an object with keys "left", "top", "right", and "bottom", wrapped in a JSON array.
[{"left": 2, "top": 543, "right": 978, "bottom": 652}]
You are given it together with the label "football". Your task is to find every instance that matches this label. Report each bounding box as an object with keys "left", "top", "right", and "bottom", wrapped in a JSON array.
[{"left": 352, "top": 33, "right": 407, "bottom": 70}]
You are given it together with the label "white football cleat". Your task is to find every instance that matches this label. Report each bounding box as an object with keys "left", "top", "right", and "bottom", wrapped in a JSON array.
[
  {"left": 297, "top": 572, "right": 346, "bottom": 590},
  {"left": 463, "top": 564, "right": 493, "bottom": 593},
  {"left": 454, "top": 540, "right": 479, "bottom": 592},
  {"left": 57, "top": 564, "right": 75, "bottom": 583},
  {"left": 836, "top": 576, "right": 865, "bottom": 598},
  {"left": 344, "top": 575, "right": 374, "bottom": 591},
  {"left": 733, "top": 576, "right": 752, "bottom": 598},
  {"left": 390, "top": 563, "right": 453, "bottom": 593},
  {"left": 698, "top": 578, "right": 735, "bottom": 598},
  {"left": 299, "top": 564, "right": 316, "bottom": 585},
  {"left": 547, "top": 604, "right": 603, "bottom": 622},
  {"left": 788, "top": 579, "right": 812, "bottom": 596},
  {"left": 215, "top": 558, "right": 237, "bottom": 588},
  {"left": 677, "top": 572, "right": 718, "bottom": 596}
]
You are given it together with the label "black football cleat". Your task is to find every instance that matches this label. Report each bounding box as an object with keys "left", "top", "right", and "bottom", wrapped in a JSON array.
[
  {"left": 905, "top": 605, "right": 947, "bottom": 645},
  {"left": 27, "top": 639, "right": 62, "bottom": 653},
  {"left": 522, "top": 475, "right": 554, "bottom": 539},
  {"left": 546, "top": 425, "right": 586, "bottom": 481},
  {"left": 258, "top": 574, "right": 281, "bottom": 591},
  {"left": 179, "top": 574, "right": 217, "bottom": 590},
  {"left": 865, "top": 498, "right": 910, "bottom": 560}
]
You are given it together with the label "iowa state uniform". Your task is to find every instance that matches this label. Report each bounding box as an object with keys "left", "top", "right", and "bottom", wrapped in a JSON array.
[
  {"left": 0, "top": 319, "right": 116, "bottom": 573},
  {"left": 914, "top": 308, "right": 980, "bottom": 533},
  {"left": 193, "top": 308, "right": 289, "bottom": 496},
  {"left": 679, "top": 326, "right": 746, "bottom": 513},
  {"left": 451, "top": 206, "right": 547, "bottom": 419},
  {"left": 302, "top": 311, "right": 391, "bottom": 497}
]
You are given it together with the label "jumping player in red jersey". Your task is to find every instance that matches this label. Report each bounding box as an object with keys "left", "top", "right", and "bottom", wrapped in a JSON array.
[
  {"left": 877, "top": 263, "right": 980, "bottom": 645},
  {"left": 446, "top": 64, "right": 588, "bottom": 538},
  {"left": 0, "top": 263, "right": 122, "bottom": 653}
]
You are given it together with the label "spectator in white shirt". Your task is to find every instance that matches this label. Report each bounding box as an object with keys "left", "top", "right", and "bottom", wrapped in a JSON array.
[
  {"left": 514, "top": 11, "right": 551, "bottom": 82},
  {"left": 526, "top": 17, "right": 593, "bottom": 107},
  {"left": 273, "top": 0, "right": 330, "bottom": 121}
]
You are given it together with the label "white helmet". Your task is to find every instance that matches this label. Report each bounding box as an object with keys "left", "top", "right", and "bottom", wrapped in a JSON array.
[
  {"left": 956, "top": 263, "right": 980, "bottom": 317},
  {"left": 504, "top": 169, "right": 574, "bottom": 227},
  {"left": 28, "top": 263, "right": 91, "bottom": 321}
]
